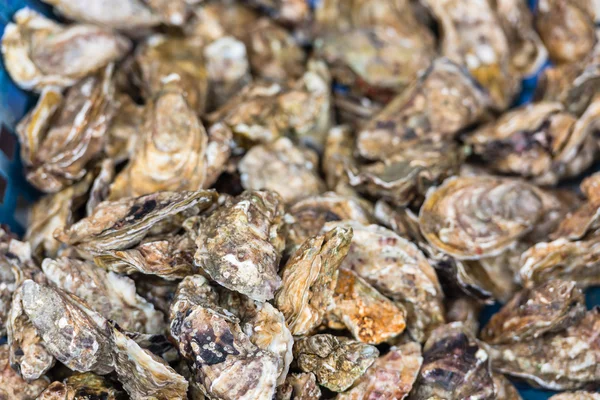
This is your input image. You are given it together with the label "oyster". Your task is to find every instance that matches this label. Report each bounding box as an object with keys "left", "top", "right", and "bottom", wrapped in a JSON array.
[
  {"left": 204, "top": 36, "right": 251, "bottom": 111},
  {"left": 246, "top": 0, "right": 310, "bottom": 25},
  {"left": 293, "top": 334, "right": 379, "bottom": 392},
  {"left": 285, "top": 192, "right": 373, "bottom": 253},
  {"left": 104, "top": 94, "right": 144, "bottom": 163},
  {"left": 169, "top": 275, "right": 280, "bottom": 400},
  {"left": 0, "top": 343, "right": 49, "bottom": 400},
  {"left": 323, "top": 221, "right": 445, "bottom": 342},
  {"left": 108, "top": 88, "right": 209, "bottom": 199},
  {"left": 423, "top": 0, "right": 520, "bottom": 109},
  {"left": 466, "top": 100, "right": 600, "bottom": 185},
  {"left": 239, "top": 137, "right": 326, "bottom": 203},
  {"left": 328, "top": 268, "right": 407, "bottom": 344},
  {"left": 195, "top": 190, "right": 285, "bottom": 302},
  {"left": 16, "top": 65, "right": 115, "bottom": 193},
  {"left": 56, "top": 190, "right": 217, "bottom": 255},
  {"left": 40, "top": 0, "right": 160, "bottom": 29},
  {"left": 481, "top": 280, "right": 586, "bottom": 344},
  {"left": 135, "top": 34, "right": 208, "bottom": 115},
  {"left": 276, "top": 373, "right": 321, "bottom": 400},
  {"left": 41, "top": 257, "right": 165, "bottom": 333},
  {"left": 550, "top": 393, "right": 600, "bottom": 400},
  {"left": 493, "top": 373, "right": 523, "bottom": 400},
  {"left": 1, "top": 8, "right": 130, "bottom": 91},
  {"left": 322, "top": 125, "right": 355, "bottom": 192},
  {"left": 488, "top": 308, "right": 600, "bottom": 390},
  {"left": 536, "top": 0, "right": 596, "bottom": 64},
  {"left": 337, "top": 342, "right": 422, "bottom": 400},
  {"left": 275, "top": 227, "right": 353, "bottom": 335},
  {"left": 419, "top": 176, "right": 550, "bottom": 259},
  {"left": 409, "top": 323, "right": 495, "bottom": 400},
  {"left": 356, "top": 58, "right": 490, "bottom": 161},
  {"left": 445, "top": 297, "right": 482, "bottom": 336},
  {"left": 37, "top": 373, "right": 121, "bottom": 400}
]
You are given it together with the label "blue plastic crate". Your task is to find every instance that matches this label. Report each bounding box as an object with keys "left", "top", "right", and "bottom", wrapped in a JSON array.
[{"left": 0, "top": 1, "right": 597, "bottom": 399}]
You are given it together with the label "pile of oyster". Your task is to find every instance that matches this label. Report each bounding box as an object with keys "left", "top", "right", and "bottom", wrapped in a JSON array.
[{"left": 1, "top": 0, "right": 600, "bottom": 399}]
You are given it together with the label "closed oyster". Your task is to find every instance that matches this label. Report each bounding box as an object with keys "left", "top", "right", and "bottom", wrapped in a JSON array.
[
  {"left": 536, "top": 0, "right": 596, "bottom": 64},
  {"left": 276, "top": 373, "right": 321, "bottom": 400},
  {"left": 108, "top": 88, "right": 208, "bottom": 199},
  {"left": 466, "top": 100, "right": 600, "bottom": 185},
  {"left": 275, "top": 227, "right": 352, "bottom": 335},
  {"left": 337, "top": 342, "right": 422, "bottom": 400},
  {"left": 204, "top": 36, "right": 251, "bottom": 111},
  {"left": 26, "top": 173, "right": 92, "bottom": 258},
  {"left": 42, "top": 257, "right": 165, "bottom": 333},
  {"left": 423, "top": 0, "right": 519, "bottom": 109},
  {"left": 1, "top": 8, "right": 130, "bottom": 91},
  {"left": 239, "top": 137, "right": 326, "bottom": 203},
  {"left": 481, "top": 280, "right": 586, "bottom": 344},
  {"left": 323, "top": 221, "right": 445, "bottom": 342},
  {"left": 409, "top": 323, "right": 495, "bottom": 400},
  {"left": 356, "top": 58, "right": 490, "bottom": 161},
  {"left": 488, "top": 308, "right": 600, "bottom": 390},
  {"left": 0, "top": 343, "right": 49, "bottom": 400},
  {"left": 419, "top": 176, "right": 549, "bottom": 259},
  {"left": 493, "top": 373, "right": 523, "bottom": 400},
  {"left": 37, "top": 373, "right": 122, "bottom": 400},
  {"left": 195, "top": 190, "right": 285, "bottom": 302},
  {"left": 169, "top": 275, "right": 280, "bottom": 400},
  {"left": 135, "top": 34, "right": 208, "bottom": 115},
  {"left": 519, "top": 237, "right": 600, "bottom": 288},
  {"left": 328, "top": 268, "right": 407, "bottom": 344},
  {"left": 40, "top": 0, "right": 160, "bottom": 29},
  {"left": 293, "top": 334, "right": 379, "bottom": 392},
  {"left": 16, "top": 65, "right": 115, "bottom": 193},
  {"left": 208, "top": 61, "right": 331, "bottom": 149},
  {"left": 347, "top": 140, "right": 466, "bottom": 207},
  {"left": 56, "top": 190, "right": 217, "bottom": 255}
]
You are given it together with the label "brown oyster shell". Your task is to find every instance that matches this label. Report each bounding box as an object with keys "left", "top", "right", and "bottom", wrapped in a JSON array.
[
  {"left": 56, "top": 190, "right": 217, "bottom": 255},
  {"left": 0, "top": 343, "right": 49, "bottom": 400},
  {"left": 552, "top": 172, "right": 600, "bottom": 241},
  {"left": 275, "top": 227, "right": 353, "bottom": 336},
  {"left": 409, "top": 322, "right": 495, "bottom": 400},
  {"left": 16, "top": 65, "right": 115, "bottom": 193},
  {"left": 493, "top": 373, "right": 523, "bottom": 400},
  {"left": 1, "top": 8, "right": 130, "bottom": 91},
  {"left": 536, "top": 0, "right": 596, "bottom": 64},
  {"left": 488, "top": 308, "right": 600, "bottom": 390},
  {"left": 276, "top": 372, "right": 321, "bottom": 400},
  {"left": 481, "top": 280, "right": 586, "bottom": 344},
  {"left": 323, "top": 220, "right": 445, "bottom": 342},
  {"left": 419, "top": 176, "right": 549, "bottom": 259},
  {"left": 37, "top": 373, "right": 122, "bottom": 400},
  {"left": 356, "top": 58, "right": 490, "bottom": 161},
  {"left": 445, "top": 297, "right": 483, "bottom": 336},
  {"left": 293, "top": 334, "right": 379, "bottom": 392},
  {"left": 337, "top": 341, "right": 423, "bottom": 400},
  {"left": 549, "top": 393, "right": 600, "bottom": 400},
  {"left": 195, "top": 190, "right": 285, "bottom": 302},
  {"left": 328, "top": 268, "right": 407, "bottom": 344},
  {"left": 239, "top": 137, "right": 326, "bottom": 203},
  {"left": 104, "top": 94, "right": 143, "bottom": 164}
]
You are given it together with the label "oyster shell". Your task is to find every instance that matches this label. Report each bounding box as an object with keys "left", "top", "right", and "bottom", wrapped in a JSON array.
[
  {"left": 169, "top": 275, "right": 280, "bottom": 400},
  {"left": 0, "top": 343, "right": 49, "bottom": 400},
  {"left": 493, "top": 373, "right": 523, "bottom": 400},
  {"left": 536, "top": 0, "right": 596, "bottom": 64},
  {"left": 328, "top": 268, "right": 407, "bottom": 344},
  {"left": 246, "top": 0, "right": 310, "bottom": 25},
  {"left": 108, "top": 88, "right": 209, "bottom": 199},
  {"left": 323, "top": 221, "right": 445, "bottom": 342},
  {"left": 293, "top": 334, "right": 379, "bottom": 392},
  {"left": 419, "top": 176, "right": 549, "bottom": 259},
  {"left": 445, "top": 297, "right": 482, "bottom": 336},
  {"left": 409, "top": 322, "right": 495, "bottom": 400},
  {"left": 56, "top": 190, "right": 217, "bottom": 255},
  {"left": 195, "top": 190, "right": 285, "bottom": 302},
  {"left": 41, "top": 257, "right": 165, "bottom": 333},
  {"left": 16, "top": 65, "right": 115, "bottom": 193},
  {"left": 276, "top": 372, "right": 321, "bottom": 400},
  {"left": 104, "top": 94, "right": 144, "bottom": 163},
  {"left": 322, "top": 125, "right": 355, "bottom": 192},
  {"left": 356, "top": 58, "right": 490, "bottom": 161},
  {"left": 481, "top": 280, "right": 586, "bottom": 344},
  {"left": 1, "top": 8, "right": 130, "bottom": 91},
  {"left": 550, "top": 393, "right": 600, "bottom": 400},
  {"left": 423, "top": 0, "right": 520, "bottom": 109},
  {"left": 239, "top": 137, "right": 326, "bottom": 203},
  {"left": 488, "top": 308, "right": 600, "bottom": 390},
  {"left": 37, "top": 373, "right": 121, "bottom": 400},
  {"left": 336, "top": 342, "right": 423, "bottom": 400},
  {"left": 275, "top": 227, "right": 352, "bottom": 335}
]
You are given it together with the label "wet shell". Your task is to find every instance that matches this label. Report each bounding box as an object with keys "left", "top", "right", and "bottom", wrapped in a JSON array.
[
  {"left": 276, "top": 373, "right": 321, "bottom": 400},
  {"left": 37, "top": 373, "right": 122, "bottom": 400},
  {"left": 0, "top": 344, "right": 50, "bottom": 400}
]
